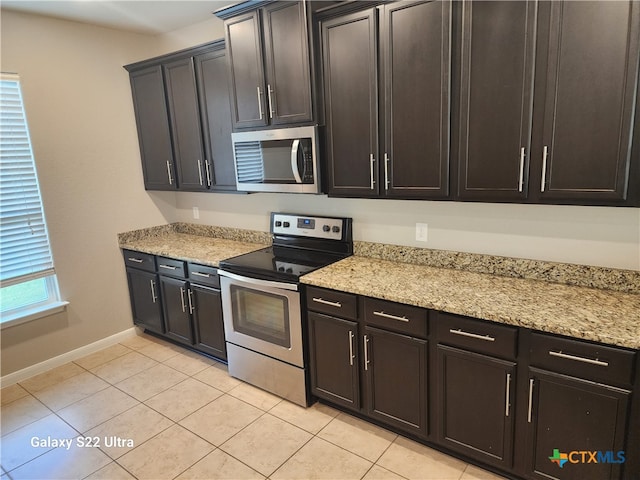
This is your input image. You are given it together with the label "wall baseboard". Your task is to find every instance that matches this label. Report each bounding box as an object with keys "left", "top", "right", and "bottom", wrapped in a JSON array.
[{"left": 0, "top": 327, "right": 140, "bottom": 387}]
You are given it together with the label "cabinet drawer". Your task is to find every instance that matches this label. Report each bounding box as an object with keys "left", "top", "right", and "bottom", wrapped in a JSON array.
[
  {"left": 306, "top": 287, "right": 357, "bottom": 320},
  {"left": 156, "top": 257, "right": 186, "bottom": 278},
  {"left": 363, "top": 297, "right": 428, "bottom": 338},
  {"left": 530, "top": 332, "right": 636, "bottom": 387},
  {"left": 436, "top": 312, "right": 518, "bottom": 360},
  {"left": 187, "top": 263, "right": 220, "bottom": 288},
  {"left": 123, "top": 250, "right": 155, "bottom": 272}
]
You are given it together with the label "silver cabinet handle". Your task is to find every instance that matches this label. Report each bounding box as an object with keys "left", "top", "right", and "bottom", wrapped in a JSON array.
[
  {"left": 540, "top": 145, "right": 548, "bottom": 192},
  {"left": 369, "top": 154, "right": 376, "bottom": 190},
  {"left": 257, "top": 86, "right": 264, "bottom": 120},
  {"left": 363, "top": 335, "right": 370, "bottom": 371},
  {"left": 166, "top": 161, "right": 173, "bottom": 185},
  {"left": 127, "top": 257, "right": 144, "bottom": 263},
  {"left": 197, "top": 159, "right": 204, "bottom": 186},
  {"left": 373, "top": 311, "right": 409, "bottom": 323},
  {"left": 204, "top": 159, "right": 212, "bottom": 187},
  {"left": 384, "top": 153, "right": 390, "bottom": 190},
  {"left": 518, "top": 147, "right": 525, "bottom": 192},
  {"left": 549, "top": 350, "right": 609, "bottom": 367},
  {"left": 187, "top": 288, "right": 194, "bottom": 314},
  {"left": 159, "top": 264, "right": 177, "bottom": 271},
  {"left": 179, "top": 287, "right": 186, "bottom": 313},
  {"left": 527, "top": 378, "right": 534, "bottom": 423},
  {"left": 348, "top": 330, "right": 355, "bottom": 366},
  {"left": 449, "top": 328, "right": 495, "bottom": 342},
  {"left": 505, "top": 373, "right": 512, "bottom": 417},
  {"left": 312, "top": 297, "right": 341, "bottom": 308},
  {"left": 191, "top": 271, "right": 211, "bottom": 278},
  {"left": 150, "top": 280, "right": 157, "bottom": 303},
  {"left": 267, "top": 84, "right": 275, "bottom": 119}
]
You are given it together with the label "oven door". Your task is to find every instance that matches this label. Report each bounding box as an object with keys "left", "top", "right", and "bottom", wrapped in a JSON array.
[{"left": 218, "top": 270, "right": 303, "bottom": 368}]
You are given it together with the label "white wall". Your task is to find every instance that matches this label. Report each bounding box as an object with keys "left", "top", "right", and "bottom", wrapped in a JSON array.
[{"left": 174, "top": 193, "right": 640, "bottom": 271}]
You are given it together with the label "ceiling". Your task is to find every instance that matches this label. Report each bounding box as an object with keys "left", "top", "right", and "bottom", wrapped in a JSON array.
[{"left": 1, "top": 1, "right": 237, "bottom": 35}]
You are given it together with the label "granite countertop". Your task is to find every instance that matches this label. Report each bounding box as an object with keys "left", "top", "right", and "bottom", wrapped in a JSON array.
[
  {"left": 301, "top": 256, "right": 640, "bottom": 350},
  {"left": 118, "top": 225, "right": 269, "bottom": 267}
]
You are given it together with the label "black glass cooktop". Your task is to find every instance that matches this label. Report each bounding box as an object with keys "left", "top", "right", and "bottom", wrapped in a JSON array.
[{"left": 219, "top": 246, "right": 347, "bottom": 283}]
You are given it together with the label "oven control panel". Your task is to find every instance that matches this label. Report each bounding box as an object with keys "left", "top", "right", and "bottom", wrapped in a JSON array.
[{"left": 271, "top": 213, "right": 345, "bottom": 240}]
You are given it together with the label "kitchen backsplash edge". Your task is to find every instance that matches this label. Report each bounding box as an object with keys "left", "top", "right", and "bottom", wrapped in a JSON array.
[{"left": 354, "top": 241, "right": 639, "bottom": 294}]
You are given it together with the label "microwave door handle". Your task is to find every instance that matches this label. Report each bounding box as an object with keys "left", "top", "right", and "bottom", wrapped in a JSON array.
[{"left": 291, "top": 139, "right": 302, "bottom": 183}]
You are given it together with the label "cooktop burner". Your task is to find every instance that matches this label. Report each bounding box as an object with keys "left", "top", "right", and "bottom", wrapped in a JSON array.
[{"left": 219, "top": 213, "right": 353, "bottom": 283}]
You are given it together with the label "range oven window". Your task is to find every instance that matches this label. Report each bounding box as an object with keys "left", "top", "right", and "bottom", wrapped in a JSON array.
[{"left": 230, "top": 285, "right": 291, "bottom": 348}]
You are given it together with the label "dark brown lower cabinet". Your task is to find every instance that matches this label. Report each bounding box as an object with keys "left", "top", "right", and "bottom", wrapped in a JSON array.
[
  {"left": 126, "top": 268, "right": 164, "bottom": 335},
  {"left": 365, "top": 326, "right": 428, "bottom": 437},
  {"left": 308, "top": 312, "right": 360, "bottom": 410},
  {"left": 525, "top": 367, "right": 630, "bottom": 480},
  {"left": 159, "top": 276, "right": 194, "bottom": 345},
  {"left": 191, "top": 284, "right": 227, "bottom": 361},
  {"left": 437, "top": 344, "right": 516, "bottom": 469}
]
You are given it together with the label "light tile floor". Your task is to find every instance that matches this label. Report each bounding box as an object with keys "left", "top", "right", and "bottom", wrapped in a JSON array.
[{"left": 1, "top": 334, "right": 507, "bottom": 480}]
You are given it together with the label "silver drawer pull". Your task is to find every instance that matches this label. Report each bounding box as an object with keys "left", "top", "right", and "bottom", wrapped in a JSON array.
[
  {"left": 159, "top": 264, "right": 177, "bottom": 270},
  {"left": 127, "top": 257, "right": 144, "bottom": 263},
  {"left": 449, "top": 328, "right": 496, "bottom": 342},
  {"left": 312, "top": 297, "right": 342, "bottom": 308},
  {"left": 549, "top": 350, "right": 609, "bottom": 367},
  {"left": 191, "top": 272, "right": 211, "bottom": 278},
  {"left": 373, "top": 311, "right": 409, "bottom": 322}
]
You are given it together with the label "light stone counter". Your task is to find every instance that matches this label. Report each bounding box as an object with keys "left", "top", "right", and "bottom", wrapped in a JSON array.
[
  {"left": 301, "top": 256, "right": 640, "bottom": 350},
  {"left": 118, "top": 223, "right": 269, "bottom": 267}
]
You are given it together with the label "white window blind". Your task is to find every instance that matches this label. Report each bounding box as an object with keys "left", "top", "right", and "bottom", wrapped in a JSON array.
[{"left": 0, "top": 74, "right": 55, "bottom": 287}]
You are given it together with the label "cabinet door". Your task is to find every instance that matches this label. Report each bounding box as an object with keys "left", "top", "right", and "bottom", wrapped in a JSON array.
[
  {"left": 191, "top": 285, "right": 226, "bottom": 361},
  {"left": 322, "top": 9, "right": 379, "bottom": 197},
  {"left": 163, "top": 57, "right": 206, "bottom": 191},
  {"left": 159, "top": 276, "right": 194, "bottom": 345},
  {"left": 457, "top": 0, "right": 536, "bottom": 200},
  {"left": 365, "top": 326, "right": 428, "bottom": 437},
  {"left": 535, "top": 1, "right": 640, "bottom": 202},
  {"left": 128, "top": 66, "right": 176, "bottom": 190},
  {"left": 225, "top": 10, "right": 268, "bottom": 129},
  {"left": 195, "top": 49, "right": 236, "bottom": 192},
  {"left": 262, "top": 2, "right": 312, "bottom": 126},
  {"left": 126, "top": 268, "right": 164, "bottom": 334},
  {"left": 308, "top": 312, "right": 360, "bottom": 410},
  {"left": 437, "top": 345, "right": 515, "bottom": 469},
  {"left": 526, "top": 368, "right": 630, "bottom": 480},
  {"left": 382, "top": 1, "right": 451, "bottom": 199}
]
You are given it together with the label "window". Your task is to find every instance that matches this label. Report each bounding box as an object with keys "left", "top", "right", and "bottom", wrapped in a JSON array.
[{"left": 0, "top": 73, "right": 65, "bottom": 326}]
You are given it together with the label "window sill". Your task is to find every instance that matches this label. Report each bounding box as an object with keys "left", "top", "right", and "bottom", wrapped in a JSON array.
[{"left": 1, "top": 301, "right": 69, "bottom": 329}]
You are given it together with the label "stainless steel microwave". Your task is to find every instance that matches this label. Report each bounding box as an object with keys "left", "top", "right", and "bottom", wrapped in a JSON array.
[{"left": 231, "top": 125, "right": 320, "bottom": 194}]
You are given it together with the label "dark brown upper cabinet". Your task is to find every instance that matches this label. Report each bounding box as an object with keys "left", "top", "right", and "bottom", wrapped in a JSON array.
[
  {"left": 320, "top": 1, "right": 451, "bottom": 199},
  {"left": 194, "top": 49, "right": 236, "bottom": 191},
  {"left": 321, "top": 8, "right": 379, "bottom": 197},
  {"left": 220, "top": 2, "right": 313, "bottom": 130},
  {"left": 382, "top": 1, "right": 451, "bottom": 198},
  {"left": 128, "top": 66, "right": 177, "bottom": 190},
  {"left": 529, "top": 1, "right": 640, "bottom": 204},
  {"left": 163, "top": 57, "right": 207, "bottom": 191},
  {"left": 125, "top": 41, "right": 236, "bottom": 192},
  {"left": 456, "top": 0, "right": 537, "bottom": 201}
]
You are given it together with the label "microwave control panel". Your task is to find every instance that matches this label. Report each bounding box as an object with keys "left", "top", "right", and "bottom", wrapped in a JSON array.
[{"left": 271, "top": 213, "right": 344, "bottom": 240}]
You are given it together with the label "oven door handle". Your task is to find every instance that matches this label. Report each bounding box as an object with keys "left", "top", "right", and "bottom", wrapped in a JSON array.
[{"left": 218, "top": 269, "right": 299, "bottom": 292}]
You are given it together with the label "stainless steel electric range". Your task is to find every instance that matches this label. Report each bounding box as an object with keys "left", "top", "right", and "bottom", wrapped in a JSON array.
[{"left": 218, "top": 212, "right": 353, "bottom": 406}]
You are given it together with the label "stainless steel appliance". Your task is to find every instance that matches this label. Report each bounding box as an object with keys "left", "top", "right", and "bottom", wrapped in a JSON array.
[
  {"left": 231, "top": 125, "right": 320, "bottom": 194},
  {"left": 218, "top": 213, "right": 353, "bottom": 406}
]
